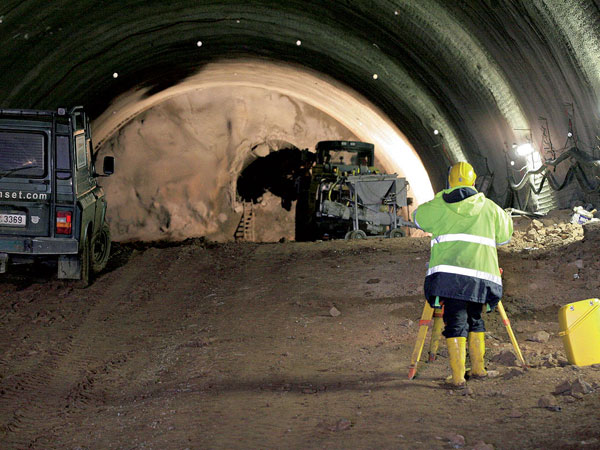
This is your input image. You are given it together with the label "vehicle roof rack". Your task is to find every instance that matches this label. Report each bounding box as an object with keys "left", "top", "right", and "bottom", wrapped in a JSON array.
[{"left": 0, "top": 108, "right": 68, "bottom": 117}]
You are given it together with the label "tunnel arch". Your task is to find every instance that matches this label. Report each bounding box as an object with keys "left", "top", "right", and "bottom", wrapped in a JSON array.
[
  {"left": 93, "top": 60, "right": 434, "bottom": 203},
  {"left": 1, "top": 0, "right": 599, "bottom": 234}
]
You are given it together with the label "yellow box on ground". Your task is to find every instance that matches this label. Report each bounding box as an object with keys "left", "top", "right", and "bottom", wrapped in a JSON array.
[{"left": 558, "top": 298, "right": 600, "bottom": 366}]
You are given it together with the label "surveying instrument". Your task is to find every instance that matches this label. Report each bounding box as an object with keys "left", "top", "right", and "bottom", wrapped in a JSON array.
[{"left": 408, "top": 270, "right": 526, "bottom": 380}]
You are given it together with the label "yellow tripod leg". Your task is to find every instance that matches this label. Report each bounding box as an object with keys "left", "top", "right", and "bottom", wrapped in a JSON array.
[
  {"left": 497, "top": 301, "right": 526, "bottom": 367},
  {"left": 428, "top": 307, "right": 444, "bottom": 362},
  {"left": 408, "top": 302, "right": 434, "bottom": 379}
]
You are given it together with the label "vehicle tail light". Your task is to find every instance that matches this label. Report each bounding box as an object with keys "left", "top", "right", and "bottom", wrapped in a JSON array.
[{"left": 56, "top": 211, "right": 72, "bottom": 235}]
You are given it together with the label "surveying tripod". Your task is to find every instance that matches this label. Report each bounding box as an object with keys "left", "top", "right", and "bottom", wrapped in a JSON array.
[{"left": 407, "top": 296, "right": 526, "bottom": 380}]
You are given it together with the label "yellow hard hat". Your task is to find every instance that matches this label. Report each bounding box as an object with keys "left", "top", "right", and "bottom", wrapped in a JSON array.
[{"left": 448, "top": 162, "right": 476, "bottom": 187}]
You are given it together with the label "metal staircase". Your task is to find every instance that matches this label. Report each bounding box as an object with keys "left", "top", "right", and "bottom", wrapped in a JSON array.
[{"left": 234, "top": 202, "right": 255, "bottom": 241}]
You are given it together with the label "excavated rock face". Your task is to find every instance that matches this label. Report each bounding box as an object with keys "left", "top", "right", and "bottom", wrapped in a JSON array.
[{"left": 100, "top": 87, "right": 356, "bottom": 242}]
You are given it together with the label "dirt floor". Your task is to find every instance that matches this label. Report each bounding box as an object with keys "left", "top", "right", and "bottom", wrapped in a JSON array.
[{"left": 1, "top": 215, "right": 600, "bottom": 449}]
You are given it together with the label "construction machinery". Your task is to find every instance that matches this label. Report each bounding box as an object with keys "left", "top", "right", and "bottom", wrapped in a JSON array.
[{"left": 295, "top": 140, "right": 414, "bottom": 241}]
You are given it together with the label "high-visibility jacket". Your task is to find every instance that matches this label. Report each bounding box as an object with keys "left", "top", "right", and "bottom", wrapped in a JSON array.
[{"left": 413, "top": 186, "right": 513, "bottom": 307}]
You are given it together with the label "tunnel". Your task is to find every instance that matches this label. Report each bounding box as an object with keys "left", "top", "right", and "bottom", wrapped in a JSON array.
[
  {"left": 3, "top": 2, "right": 600, "bottom": 449},
  {"left": 1, "top": 0, "right": 599, "bottom": 242}
]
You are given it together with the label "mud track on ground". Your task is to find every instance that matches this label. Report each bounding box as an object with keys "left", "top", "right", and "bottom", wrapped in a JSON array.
[{"left": 0, "top": 235, "right": 599, "bottom": 449}]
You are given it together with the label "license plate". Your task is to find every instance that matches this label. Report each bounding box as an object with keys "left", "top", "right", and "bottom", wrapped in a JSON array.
[{"left": 0, "top": 214, "right": 26, "bottom": 227}]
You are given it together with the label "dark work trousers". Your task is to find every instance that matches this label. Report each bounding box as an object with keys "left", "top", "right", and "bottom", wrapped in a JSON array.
[{"left": 441, "top": 298, "right": 486, "bottom": 338}]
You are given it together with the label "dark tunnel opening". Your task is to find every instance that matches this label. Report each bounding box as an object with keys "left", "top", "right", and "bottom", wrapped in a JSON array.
[{"left": 236, "top": 146, "right": 311, "bottom": 212}]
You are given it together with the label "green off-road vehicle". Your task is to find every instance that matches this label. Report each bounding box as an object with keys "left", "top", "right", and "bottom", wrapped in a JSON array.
[{"left": 0, "top": 107, "right": 114, "bottom": 285}]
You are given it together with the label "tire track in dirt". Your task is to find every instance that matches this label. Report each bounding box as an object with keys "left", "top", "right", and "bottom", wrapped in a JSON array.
[
  {"left": 2, "top": 242, "right": 226, "bottom": 449},
  {"left": 0, "top": 248, "right": 176, "bottom": 449},
  {"left": 0, "top": 288, "right": 91, "bottom": 440},
  {"left": 43, "top": 243, "right": 227, "bottom": 448}
]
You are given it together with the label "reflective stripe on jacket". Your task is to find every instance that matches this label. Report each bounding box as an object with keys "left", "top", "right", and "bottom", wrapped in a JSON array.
[{"left": 413, "top": 186, "right": 513, "bottom": 306}]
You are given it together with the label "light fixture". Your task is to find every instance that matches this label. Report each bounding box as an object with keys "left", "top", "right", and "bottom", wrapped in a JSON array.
[
  {"left": 372, "top": 74, "right": 378, "bottom": 80},
  {"left": 197, "top": 41, "right": 203, "bottom": 47},
  {"left": 516, "top": 143, "right": 534, "bottom": 156},
  {"left": 567, "top": 131, "right": 573, "bottom": 138},
  {"left": 433, "top": 129, "right": 439, "bottom": 135},
  {"left": 112, "top": 72, "right": 118, "bottom": 79},
  {"left": 510, "top": 160, "right": 515, "bottom": 166},
  {"left": 296, "top": 40, "right": 301, "bottom": 46}
]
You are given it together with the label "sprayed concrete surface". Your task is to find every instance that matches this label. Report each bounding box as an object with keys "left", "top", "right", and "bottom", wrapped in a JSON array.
[
  {"left": 99, "top": 84, "right": 358, "bottom": 243},
  {"left": 1, "top": 217, "right": 600, "bottom": 449}
]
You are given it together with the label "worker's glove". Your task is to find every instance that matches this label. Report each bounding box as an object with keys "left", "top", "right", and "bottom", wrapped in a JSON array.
[
  {"left": 427, "top": 296, "right": 444, "bottom": 309},
  {"left": 486, "top": 299, "right": 499, "bottom": 313}
]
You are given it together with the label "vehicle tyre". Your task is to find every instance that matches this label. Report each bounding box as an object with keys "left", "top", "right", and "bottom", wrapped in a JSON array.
[
  {"left": 77, "top": 236, "right": 91, "bottom": 288},
  {"left": 345, "top": 229, "right": 367, "bottom": 240},
  {"left": 389, "top": 228, "right": 405, "bottom": 238},
  {"left": 92, "top": 223, "right": 111, "bottom": 274}
]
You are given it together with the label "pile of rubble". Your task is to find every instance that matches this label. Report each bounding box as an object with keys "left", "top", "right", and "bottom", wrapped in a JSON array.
[{"left": 508, "top": 215, "right": 584, "bottom": 250}]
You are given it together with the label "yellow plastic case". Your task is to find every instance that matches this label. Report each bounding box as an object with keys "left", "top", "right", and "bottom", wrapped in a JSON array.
[{"left": 558, "top": 298, "right": 600, "bottom": 366}]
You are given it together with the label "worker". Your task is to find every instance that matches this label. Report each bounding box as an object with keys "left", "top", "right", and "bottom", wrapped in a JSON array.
[{"left": 413, "top": 162, "right": 513, "bottom": 387}]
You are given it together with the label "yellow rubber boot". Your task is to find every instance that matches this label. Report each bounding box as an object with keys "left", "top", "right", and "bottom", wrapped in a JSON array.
[
  {"left": 446, "top": 337, "right": 466, "bottom": 387},
  {"left": 468, "top": 332, "right": 487, "bottom": 377}
]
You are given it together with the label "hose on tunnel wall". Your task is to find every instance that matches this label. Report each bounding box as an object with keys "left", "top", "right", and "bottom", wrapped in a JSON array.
[{"left": 507, "top": 147, "right": 600, "bottom": 208}]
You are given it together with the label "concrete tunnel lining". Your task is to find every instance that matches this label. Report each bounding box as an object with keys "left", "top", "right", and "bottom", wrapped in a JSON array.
[{"left": 1, "top": 1, "right": 600, "bottom": 238}]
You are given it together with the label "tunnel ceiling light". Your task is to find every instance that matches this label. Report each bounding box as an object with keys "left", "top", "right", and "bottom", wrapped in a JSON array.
[
  {"left": 196, "top": 40, "right": 203, "bottom": 47},
  {"left": 112, "top": 72, "right": 118, "bottom": 79},
  {"left": 433, "top": 129, "right": 439, "bottom": 135},
  {"left": 516, "top": 143, "right": 534, "bottom": 156},
  {"left": 372, "top": 73, "right": 378, "bottom": 80},
  {"left": 296, "top": 40, "right": 301, "bottom": 46}
]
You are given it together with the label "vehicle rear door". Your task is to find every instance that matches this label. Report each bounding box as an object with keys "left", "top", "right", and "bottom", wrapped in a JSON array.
[{"left": 0, "top": 123, "right": 52, "bottom": 238}]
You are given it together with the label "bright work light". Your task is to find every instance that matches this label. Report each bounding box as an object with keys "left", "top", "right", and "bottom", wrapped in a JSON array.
[{"left": 516, "top": 143, "right": 534, "bottom": 156}]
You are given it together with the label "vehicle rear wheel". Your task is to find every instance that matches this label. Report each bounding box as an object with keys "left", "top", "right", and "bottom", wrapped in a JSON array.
[
  {"left": 92, "top": 223, "right": 111, "bottom": 274},
  {"left": 389, "top": 228, "right": 405, "bottom": 238},
  {"left": 345, "top": 229, "right": 367, "bottom": 240}
]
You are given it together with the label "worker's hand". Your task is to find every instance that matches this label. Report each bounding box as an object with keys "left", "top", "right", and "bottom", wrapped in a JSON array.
[{"left": 486, "top": 299, "right": 499, "bottom": 313}]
